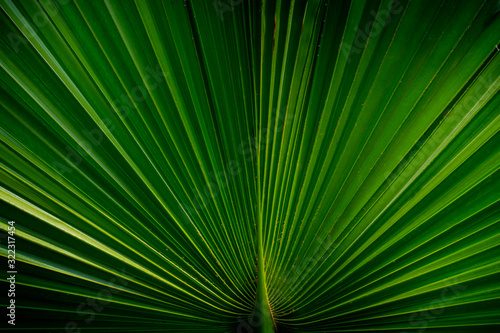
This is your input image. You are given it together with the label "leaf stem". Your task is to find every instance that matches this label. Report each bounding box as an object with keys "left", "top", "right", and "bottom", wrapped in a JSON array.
[{"left": 255, "top": 213, "right": 275, "bottom": 333}]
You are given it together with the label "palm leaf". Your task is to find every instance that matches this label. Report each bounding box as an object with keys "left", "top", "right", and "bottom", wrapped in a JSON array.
[{"left": 1, "top": 0, "right": 499, "bottom": 332}]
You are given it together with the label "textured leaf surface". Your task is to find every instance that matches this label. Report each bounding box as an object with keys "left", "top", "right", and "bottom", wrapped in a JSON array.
[{"left": 1, "top": 0, "right": 499, "bottom": 332}]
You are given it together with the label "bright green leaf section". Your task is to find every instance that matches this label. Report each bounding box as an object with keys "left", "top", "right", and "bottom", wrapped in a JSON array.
[{"left": 1, "top": 0, "right": 499, "bottom": 332}]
